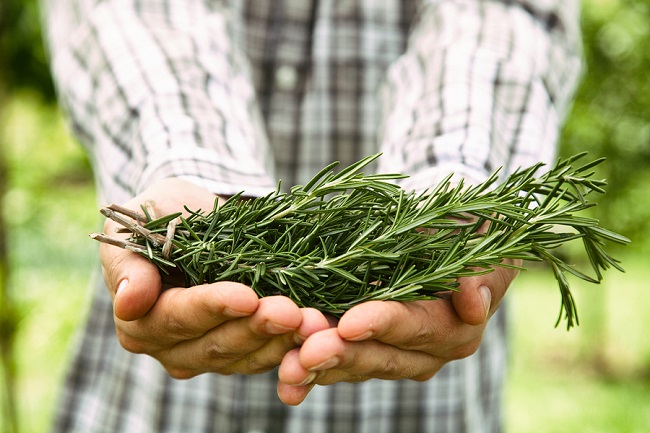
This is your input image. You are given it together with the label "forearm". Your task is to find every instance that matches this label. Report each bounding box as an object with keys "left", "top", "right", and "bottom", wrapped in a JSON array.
[
  {"left": 42, "top": 0, "right": 275, "bottom": 199},
  {"left": 378, "top": 0, "right": 583, "bottom": 191}
]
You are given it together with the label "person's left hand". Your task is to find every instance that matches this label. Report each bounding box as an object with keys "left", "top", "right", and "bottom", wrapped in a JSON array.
[{"left": 276, "top": 262, "right": 519, "bottom": 405}]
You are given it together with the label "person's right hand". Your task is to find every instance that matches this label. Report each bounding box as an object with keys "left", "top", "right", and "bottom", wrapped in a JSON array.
[{"left": 100, "top": 178, "right": 330, "bottom": 379}]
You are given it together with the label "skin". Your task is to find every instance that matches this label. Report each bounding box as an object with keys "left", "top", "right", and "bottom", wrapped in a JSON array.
[
  {"left": 100, "top": 177, "right": 519, "bottom": 404},
  {"left": 276, "top": 267, "right": 516, "bottom": 405},
  {"left": 101, "top": 178, "right": 330, "bottom": 379}
]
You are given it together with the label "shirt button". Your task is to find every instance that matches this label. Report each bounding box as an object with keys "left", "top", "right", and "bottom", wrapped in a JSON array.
[{"left": 275, "top": 64, "right": 298, "bottom": 91}]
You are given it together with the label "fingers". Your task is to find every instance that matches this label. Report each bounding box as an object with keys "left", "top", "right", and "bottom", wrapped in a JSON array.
[
  {"left": 277, "top": 380, "right": 315, "bottom": 406},
  {"left": 117, "top": 288, "right": 280, "bottom": 355},
  {"left": 206, "top": 305, "right": 329, "bottom": 376},
  {"left": 294, "top": 308, "right": 333, "bottom": 344},
  {"left": 336, "top": 260, "right": 521, "bottom": 349},
  {"left": 115, "top": 282, "right": 259, "bottom": 349},
  {"left": 287, "top": 328, "right": 442, "bottom": 381},
  {"left": 277, "top": 349, "right": 316, "bottom": 405},
  {"left": 117, "top": 290, "right": 331, "bottom": 378},
  {"left": 277, "top": 298, "right": 485, "bottom": 401},
  {"left": 277, "top": 328, "right": 446, "bottom": 404},
  {"left": 451, "top": 283, "right": 492, "bottom": 326},
  {"left": 335, "top": 300, "right": 478, "bottom": 354}
]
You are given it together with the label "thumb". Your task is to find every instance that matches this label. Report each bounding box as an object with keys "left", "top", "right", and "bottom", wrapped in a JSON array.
[
  {"left": 451, "top": 283, "right": 492, "bottom": 327},
  {"left": 103, "top": 246, "right": 162, "bottom": 321},
  {"left": 452, "top": 264, "right": 518, "bottom": 326}
]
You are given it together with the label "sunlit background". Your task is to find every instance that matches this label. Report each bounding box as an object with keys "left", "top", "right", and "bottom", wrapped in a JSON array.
[{"left": 1, "top": 0, "right": 648, "bottom": 432}]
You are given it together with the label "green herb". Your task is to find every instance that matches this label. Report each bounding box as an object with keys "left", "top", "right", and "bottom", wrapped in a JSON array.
[{"left": 92, "top": 153, "right": 630, "bottom": 329}]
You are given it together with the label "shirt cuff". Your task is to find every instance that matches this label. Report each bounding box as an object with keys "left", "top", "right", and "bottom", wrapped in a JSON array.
[
  {"left": 397, "top": 162, "right": 491, "bottom": 195},
  {"left": 136, "top": 145, "right": 277, "bottom": 198}
]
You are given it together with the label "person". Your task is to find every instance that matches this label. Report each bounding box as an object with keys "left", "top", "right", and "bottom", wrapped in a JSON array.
[{"left": 42, "top": 0, "right": 583, "bottom": 432}]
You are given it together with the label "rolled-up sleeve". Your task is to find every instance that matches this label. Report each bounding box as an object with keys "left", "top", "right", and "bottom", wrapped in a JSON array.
[
  {"left": 378, "top": 0, "right": 583, "bottom": 191},
  {"left": 43, "top": 0, "right": 276, "bottom": 200}
]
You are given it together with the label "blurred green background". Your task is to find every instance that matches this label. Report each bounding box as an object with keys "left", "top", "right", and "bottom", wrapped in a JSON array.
[{"left": 0, "top": 0, "right": 648, "bottom": 432}]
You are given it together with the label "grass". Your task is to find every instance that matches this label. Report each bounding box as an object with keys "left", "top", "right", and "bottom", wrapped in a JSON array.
[
  {"left": 506, "top": 258, "right": 650, "bottom": 433},
  {"left": 2, "top": 93, "right": 650, "bottom": 433}
]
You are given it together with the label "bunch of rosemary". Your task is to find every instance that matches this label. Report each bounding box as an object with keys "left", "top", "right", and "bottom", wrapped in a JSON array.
[{"left": 93, "top": 153, "right": 629, "bottom": 329}]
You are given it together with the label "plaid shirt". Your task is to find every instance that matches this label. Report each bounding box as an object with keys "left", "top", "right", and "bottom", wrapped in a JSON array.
[{"left": 43, "top": 1, "right": 582, "bottom": 432}]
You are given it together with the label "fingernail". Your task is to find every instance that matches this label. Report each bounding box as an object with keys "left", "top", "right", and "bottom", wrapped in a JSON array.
[
  {"left": 293, "top": 333, "right": 307, "bottom": 345},
  {"left": 296, "top": 372, "right": 317, "bottom": 386},
  {"left": 224, "top": 307, "right": 252, "bottom": 318},
  {"left": 346, "top": 331, "right": 373, "bottom": 342},
  {"left": 116, "top": 279, "right": 128, "bottom": 297},
  {"left": 266, "top": 322, "right": 295, "bottom": 335},
  {"left": 309, "top": 356, "right": 339, "bottom": 371},
  {"left": 479, "top": 285, "right": 492, "bottom": 320}
]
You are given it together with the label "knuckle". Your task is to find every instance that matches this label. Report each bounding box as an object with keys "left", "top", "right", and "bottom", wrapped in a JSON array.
[
  {"left": 240, "top": 354, "right": 276, "bottom": 375},
  {"left": 379, "top": 352, "right": 435, "bottom": 381},
  {"left": 450, "top": 338, "right": 482, "bottom": 360},
  {"left": 409, "top": 321, "right": 437, "bottom": 347},
  {"left": 238, "top": 334, "right": 297, "bottom": 374},
  {"left": 204, "top": 341, "right": 239, "bottom": 364},
  {"left": 115, "top": 329, "right": 148, "bottom": 354},
  {"left": 380, "top": 354, "right": 408, "bottom": 379},
  {"left": 163, "top": 312, "right": 193, "bottom": 339},
  {"left": 314, "top": 371, "right": 366, "bottom": 385}
]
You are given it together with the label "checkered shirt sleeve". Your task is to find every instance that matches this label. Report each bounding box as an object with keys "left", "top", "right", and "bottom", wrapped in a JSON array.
[
  {"left": 378, "top": 0, "right": 582, "bottom": 190},
  {"left": 44, "top": 0, "right": 277, "bottom": 203}
]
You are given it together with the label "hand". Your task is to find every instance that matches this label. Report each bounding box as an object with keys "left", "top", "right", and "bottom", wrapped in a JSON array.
[
  {"left": 276, "top": 262, "right": 519, "bottom": 405},
  {"left": 100, "top": 178, "right": 330, "bottom": 378}
]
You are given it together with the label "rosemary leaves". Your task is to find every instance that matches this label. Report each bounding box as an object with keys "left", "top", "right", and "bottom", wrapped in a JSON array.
[{"left": 93, "top": 153, "right": 630, "bottom": 329}]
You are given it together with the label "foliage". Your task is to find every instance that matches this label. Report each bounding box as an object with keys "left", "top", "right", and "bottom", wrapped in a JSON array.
[
  {"left": 0, "top": 94, "right": 95, "bottom": 433},
  {"left": 561, "top": 0, "right": 650, "bottom": 245},
  {"left": 97, "top": 153, "right": 629, "bottom": 328},
  {"left": 0, "top": 0, "right": 55, "bottom": 100}
]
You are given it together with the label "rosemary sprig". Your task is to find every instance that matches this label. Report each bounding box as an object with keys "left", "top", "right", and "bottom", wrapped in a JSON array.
[{"left": 93, "top": 153, "right": 630, "bottom": 329}]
